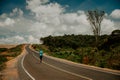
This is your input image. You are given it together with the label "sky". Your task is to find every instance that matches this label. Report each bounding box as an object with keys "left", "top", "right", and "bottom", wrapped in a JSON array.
[{"left": 0, "top": 0, "right": 120, "bottom": 44}]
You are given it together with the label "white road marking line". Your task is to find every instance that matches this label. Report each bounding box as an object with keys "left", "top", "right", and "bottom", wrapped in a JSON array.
[
  {"left": 32, "top": 53, "right": 93, "bottom": 80},
  {"left": 21, "top": 52, "right": 35, "bottom": 80}
]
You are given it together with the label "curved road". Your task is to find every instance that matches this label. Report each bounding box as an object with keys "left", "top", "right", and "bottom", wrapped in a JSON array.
[{"left": 18, "top": 45, "right": 120, "bottom": 80}]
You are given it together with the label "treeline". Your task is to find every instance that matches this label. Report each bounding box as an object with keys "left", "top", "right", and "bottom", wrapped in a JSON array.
[{"left": 40, "top": 34, "right": 108, "bottom": 50}]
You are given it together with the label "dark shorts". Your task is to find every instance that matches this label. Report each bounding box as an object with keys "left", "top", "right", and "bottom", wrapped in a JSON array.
[{"left": 39, "top": 56, "right": 43, "bottom": 60}]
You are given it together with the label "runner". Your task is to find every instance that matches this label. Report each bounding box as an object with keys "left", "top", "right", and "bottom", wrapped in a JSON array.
[{"left": 39, "top": 49, "right": 43, "bottom": 63}]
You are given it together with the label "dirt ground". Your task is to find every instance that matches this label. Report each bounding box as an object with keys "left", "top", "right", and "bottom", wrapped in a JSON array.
[
  {"left": 0, "top": 44, "right": 17, "bottom": 49},
  {"left": 1, "top": 45, "right": 26, "bottom": 80}
]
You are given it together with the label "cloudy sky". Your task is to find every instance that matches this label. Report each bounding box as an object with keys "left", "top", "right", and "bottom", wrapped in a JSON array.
[{"left": 0, "top": 0, "right": 120, "bottom": 44}]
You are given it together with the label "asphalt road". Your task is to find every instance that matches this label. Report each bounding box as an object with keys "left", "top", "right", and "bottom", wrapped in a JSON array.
[{"left": 19, "top": 45, "right": 120, "bottom": 80}]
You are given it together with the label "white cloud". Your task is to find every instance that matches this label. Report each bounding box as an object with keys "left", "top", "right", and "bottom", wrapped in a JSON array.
[
  {"left": 110, "top": 9, "right": 120, "bottom": 19},
  {"left": 10, "top": 8, "right": 24, "bottom": 17},
  {"left": 101, "top": 18, "right": 116, "bottom": 34},
  {"left": 0, "top": 18, "right": 15, "bottom": 27},
  {"left": 0, "top": 0, "right": 120, "bottom": 44},
  {"left": 0, "top": 35, "right": 26, "bottom": 44},
  {"left": 26, "top": 0, "right": 91, "bottom": 35},
  {"left": 5, "top": 18, "right": 15, "bottom": 26},
  {"left": 0, "top": 8, "right": 24, "bottom": 27},
  {"left": 0, "top": 35, "right": 40, "bottom": 44},
  {"left": 28, "top": 3, "right": 64, "bottom": 23},
  {"left": 0, "top": 13, "right": 8, "bottom": 19},
  {"left": 26, "top": 0, "right": 49, "bottom": 12},
  {"left": 114, "top": 21, "right": 120, "bottom": 29},
  {"left": 15, "top": 35, "right": 24, "bottom": 40},
  {"left": 28, "top": 35, "right": 39, "bottom": 43},
  {"left": 19, "top": 9, "right": 24, "bottom": 16}
]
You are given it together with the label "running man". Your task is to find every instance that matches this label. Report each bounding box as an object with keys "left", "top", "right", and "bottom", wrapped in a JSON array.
[{"left": 39, "top": 49, "right": 43, "bottom": 63}]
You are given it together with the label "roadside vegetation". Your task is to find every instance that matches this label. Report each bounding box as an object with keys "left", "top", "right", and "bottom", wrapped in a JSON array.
[
  {"left": 0, "top": 44, "right": 24, "bottom": 74},
  {"left": 32, "top": 29, "right": 120, "bottom": 70}
]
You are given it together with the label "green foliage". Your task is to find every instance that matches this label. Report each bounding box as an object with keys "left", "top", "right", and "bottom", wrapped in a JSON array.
[
  {"left": 98, "top": 29, "right": 120, "bottom": 51},
  {"left": 0, "top": 55, "right": 7, "bottom": 65},
  {"left": 0, "top": 55, "right": 7, "bottom": 74},
  {"left": 0, "top": 48, "right": 7, "bottom": 71},
  {"left": 32, "top": 44, "right": 49, "bottom": 53},
  {"left": 8, "top": 45, "right": 22, "bottom": 52},
  {"left": 6, "top": 45, "right": 23, "bottom": 57},
  {"left": 41, "top": 34, "right": 98, "bottom": 51},
  {"left": 111, "top": 29, "right": 120, "bottom": 36},
  {"left": 0, "top": 48, "right": 7, "bottom": 53}
]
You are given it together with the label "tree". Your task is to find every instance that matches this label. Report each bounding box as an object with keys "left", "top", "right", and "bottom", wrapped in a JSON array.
[
  {"left": 111, "top": 29, "right": 120, "bottom": 36},
  {"left": 87, "top": 10, "right": 105, "bottom": 47}
]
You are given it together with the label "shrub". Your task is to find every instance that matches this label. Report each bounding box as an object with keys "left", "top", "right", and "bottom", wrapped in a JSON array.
[
  {"left": 0, "top": 48, "right": 7, "bottom": 53},
  {"left": 0, "top": 56, "right": 7, "bottom": 65}
]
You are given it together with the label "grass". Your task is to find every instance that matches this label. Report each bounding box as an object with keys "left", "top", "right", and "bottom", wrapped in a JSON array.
[{"left": 0, "top": 44, "right": 24, "bottom": 80}]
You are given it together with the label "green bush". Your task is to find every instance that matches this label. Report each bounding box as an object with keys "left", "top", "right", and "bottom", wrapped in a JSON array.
[
  {"left": 0, "top": 56, "right": 7, "bottom": 65},
  {"left": 0, "top": 48, "right": 7, "bottom": 53}
]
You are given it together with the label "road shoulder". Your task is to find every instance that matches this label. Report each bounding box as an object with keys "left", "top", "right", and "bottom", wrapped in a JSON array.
[{"left": 1, "top": 45, "right": 26, "bottom": 80}]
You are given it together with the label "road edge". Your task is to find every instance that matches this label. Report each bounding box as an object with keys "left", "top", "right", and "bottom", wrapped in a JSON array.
[{"left": 21, "top": 45, "right": 35, "bottom": 80}]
